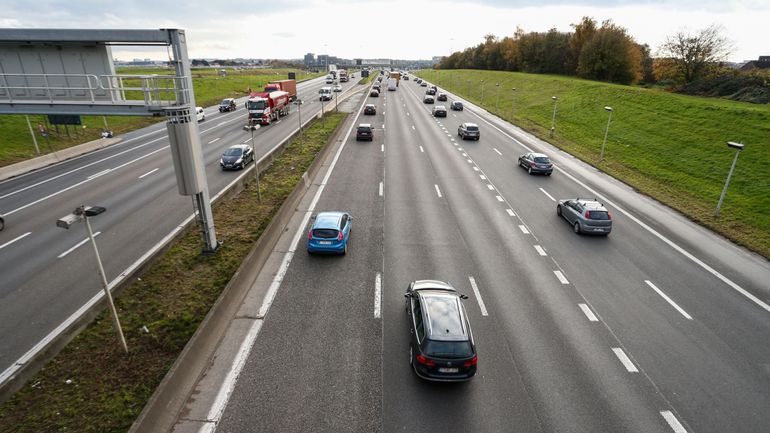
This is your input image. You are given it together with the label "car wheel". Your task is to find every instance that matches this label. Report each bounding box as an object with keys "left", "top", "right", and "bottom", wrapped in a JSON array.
[
  {"left": 546, "top": 172, "right": 552, "bottom": 176},
  {"left": 0, "top": 217, "right": 4, "bottom": 231},
  {"left": 528, "top": 166, "right": 533, "bottom": 175},
  {"left": 342, "top": 242, "right": 347, "bottom": 255},
  {"left": 476, "top": 137, "right": 480, "bottom": 141},
  {"left": 556, "top": 205, "right": 562, "bottom": 217},
  {"left": 409, "top": 346, "right": 413, "bottom": 366},
  {"left": 574, "top": 222, "right": 581, "bottom": 234}
]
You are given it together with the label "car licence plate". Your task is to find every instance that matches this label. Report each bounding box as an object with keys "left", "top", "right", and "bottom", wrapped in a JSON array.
[
  {"left": 438, "top": 367, "right": 459, "bottom": 373},
  {"left": 319, "top": 241, "right": 332, "bottom": 245}
]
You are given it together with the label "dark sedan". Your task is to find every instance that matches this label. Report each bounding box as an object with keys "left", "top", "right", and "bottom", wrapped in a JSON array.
[
  {"left": 432, "top": 105, "right": 447, "bottom": 117},
  {"left": 450, "top": 101, "right": 463, "bottom": 111},
  {"left": 219, "top": 98, "right": 236, "bottom": 112},
  {"left": 220, "top": 144, "right": 254, "bottom": 170},
  {"left": 518, "top": 152, "right": 553, "bottom": 175},
  {"left": 364, "top": 104, "right": 376, "bottom": 115},
  {"left": 437, "top": 93, "right": 447, "bottom": 101}
]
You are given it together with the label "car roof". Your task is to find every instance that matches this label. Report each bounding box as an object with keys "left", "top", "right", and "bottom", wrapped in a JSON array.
[
  {"left": 421, "top": 291, "right": 468, "bottom": 341},
  {"left": 312, "top": 211, "right": 345, "bottom": 229},
  {"left": 575, "top": 199, "right": 607, "bottom": 209},
  {"left": 365, "top": 104, "right": 375, "bottom": 107},
  {"left": 530, "top": 153, "right": 549, "bottom": 158},
  {"left": 462, "top": 122, "right": 478, "bottom": 127},
  {"left": 358, "top": 123, "right": 372, "bottom": 128},
  {"left": 434, "top": 105, "right": 446, "bottom": 109},
  {"left": 227, "top": 144, "right": 250, "bottom": 150}
]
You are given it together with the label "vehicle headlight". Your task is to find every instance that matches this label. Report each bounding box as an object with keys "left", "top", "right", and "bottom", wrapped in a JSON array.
[
  {"left": 236, "top": 158, "right": 243, "bottom": 164},
  {"left": 220, "top": 158, "right": 224, "bottom": 164}
]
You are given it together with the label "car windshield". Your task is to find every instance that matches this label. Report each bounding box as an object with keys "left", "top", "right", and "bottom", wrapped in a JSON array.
[
  {"left": 248, "top": 100, "right": 267, "bottom": 110},
  {"left": 223, "top": 148, "right": 242, "bottom": 156},
  {"left": 587, "top": 211, "right": 610, "bottom": 220},
  {"left": 424, "top": 340, "right": 473, "bottom": 359},
  {"left": 534, "top": 157, "right": 551, "bottom": 163},
  {"left": 221, "top": 100, "right": 231, "bottom": 105}
]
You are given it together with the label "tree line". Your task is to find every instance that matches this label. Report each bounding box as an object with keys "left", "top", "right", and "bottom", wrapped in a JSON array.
[{"left": 438, "top": 18, "right": 733, "bottom": 87}]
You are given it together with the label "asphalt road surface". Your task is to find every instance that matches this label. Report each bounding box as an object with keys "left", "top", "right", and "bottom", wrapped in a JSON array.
[
  {"left": 0, "top": 75, "right": 356, "bottom": 377},
  {"left": 213, "top": 76, "right": 770, "bottom": 433}
]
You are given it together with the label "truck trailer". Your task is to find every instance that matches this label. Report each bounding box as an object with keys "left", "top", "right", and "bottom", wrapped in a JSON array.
[{"left": 264, "top": 79, "right": 297, "bottom": 101}]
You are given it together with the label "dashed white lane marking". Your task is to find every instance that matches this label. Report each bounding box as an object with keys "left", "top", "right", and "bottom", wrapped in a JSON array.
[
  {"left": 381, "top": 144, "right": 384, "bottom": 152},
  {"left": 138, "top": 168, "right": 159, "bottom": 179},
  {"left": 506, "top": 209, "right": 515, "bottom": 217},
  {"left": 379, "top": 182, "right": 383, "bottom": 197},
  {"left": 493, "top": 148, "right": 503, "bottom": 156},
  {"left": 645, "top": 280, "right": 693, "bottom": 320},
  {"left": 381, "top": 124, "right": 385, "bottom": 129},
  {"left": 374, "top": 273, "right": 382, "bottom": 319},
  {"left": 208, "top": 138, "right": 221, "bottom": 144},
  {"left": 450, "top": 138, "right": 455, "bottom": 142},
  {"left": 534, "top": 245, "right": 547, "bottom": 256},
  {"left": 553, "top": 270, "right": 569, "bottom": 284},
  {"left": 578, "top": 303, "right": 599, "bottom": 322},
  {"left": 495, "top": 196, "right": 504, "bottom": 202},
  {"left": 412, "top": 125, "right": 415, "bottom": 130},
  {"left": 660, "top": 411, "right": 688, "bottom": 433},
  {"left": 519, "top": 225, "right": 530, "bottom": 234},
  {"left": 446, "top": 134, "right": 452, "bottom": 137},
  {"left": 472, "top": 167, "right": 479, "bottom": 171},
  {"left": 406, "top": 112, "right": 410, "bottom": 116},
  {"left": 480, "top": 175, "right": 487, "bottom": 180},
  {"left": 216, "top": 121, "right": 228, "bottom": 127},
  {"left": 419, "top": 146, "right": 424, "bottom": 153},
  {"left": 539, "top": 187, "right": 557, "bottom": 202},
  {"left": 242, "top": 137, "right": 252, "bottom": 144},
  {"left": 486, "top": 184, "right": 495, "bottom": 190},
  {"left": 612, "top": 348, "right": 639, "bottom": 373},
  {"left": 87, "top": 169, "right": 110, "bottom": 180},
  {"left": 467, "top": 159, "right": 473, "bottom": 163},
  {"left": 435, "top": 184, "right": 442, "bottom": 198},
  {"left": 468, "top": 276, "right": 489, "bottom": 316},
  {"left": 0, "top": 232, "right": 31, "bottom": 251},
  {"left": 462, "top": 153, "right": 468, "bottom": 157},
  {"left": 58, "top": 232, "right": 102, "bottom": 258}
]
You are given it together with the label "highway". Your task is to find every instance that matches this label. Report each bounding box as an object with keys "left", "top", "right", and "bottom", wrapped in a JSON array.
[
  {"left": 209, "top": 75, "right": 770, "bottom": 432},
  {"left": 0, "top": 75, "right": 357, "bottom": 378}
]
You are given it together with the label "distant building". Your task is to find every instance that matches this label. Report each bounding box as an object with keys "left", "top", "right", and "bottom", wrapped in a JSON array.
[
  {"left": 304, "top": 53, "right": 315, "bottom": 66},
  {"left": 740, "top": 56, "right": 770, "bottom": 71}
]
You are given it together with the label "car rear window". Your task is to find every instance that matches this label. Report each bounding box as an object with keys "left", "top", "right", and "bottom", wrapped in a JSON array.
[
  {"left": 424, "top": 340, "right": 473, "bottom": 359},
  {"left": 358, "top": 127, "right": 371, "bottom": 132},
  {"left": 466, "top": 126, "right": 478, "bottom": 131},
  {"left": 587, "top": 211, "right": 610, "bottom": 220},
  {"left": 534, "top": 157, "right": 551, "bottom": 163},
  {"left": 313, "top": 228, "right": 339, "bottom": 238}
]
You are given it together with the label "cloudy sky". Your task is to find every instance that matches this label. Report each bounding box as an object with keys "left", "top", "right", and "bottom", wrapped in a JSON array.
[{"left": 1, "top": 0, "right": 767, "bottom": 62}]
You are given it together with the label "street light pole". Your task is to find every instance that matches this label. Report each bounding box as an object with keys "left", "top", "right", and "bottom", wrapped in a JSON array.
[
  {"left": 335, "top": 87, "right": 338, "bottom": 112},
  {"left": 495, "top": 83, "right": 500, "bottom": 111},
  {"left": 715, "top": 141, "right": 745, "bottom": 217},
  {"left": 599, "top": 106, "right": 613, "bottom": 162},
  {"left": 549, "top": 96, "right": 558, "bottom": 138},
  {"left": 481, "top": 80, "right": 486, "bottom": 105},
  {"left": 510, "top": 87, "right": 517, "bottom": 119}
]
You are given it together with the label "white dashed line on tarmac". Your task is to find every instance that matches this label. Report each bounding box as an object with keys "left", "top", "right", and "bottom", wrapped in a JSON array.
[
  {"left": 539, "top": 188, "right": 556, "bottom": 202},
  {"left": 645, "top": 280, "right": 693, "bottom": 320},
  {"left": 554, "top": 270, "right": 569, "bottom": 284},
  {"left": 493, "top": 148, "right": 503, "bottom": 156},
  {"left": 612, "top": 348, "right": 639, "bottom": 373},
  {"left": 534, "top": 245, "right": 547, "bottom": 256},
  {"left": 579, "top": 303, "right": 599, "bottom": 322}
]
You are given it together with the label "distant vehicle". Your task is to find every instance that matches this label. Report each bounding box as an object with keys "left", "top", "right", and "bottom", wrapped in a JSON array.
[
  {"left": 339, "top": 69, "right": 349, "bottom": 82},
  {"left": 364, "top": 104, "right": 376, "bottom": 115},
  {"left": 356, "top": 123, "right": 374, "bottom": 141},
  {"left": 437, "top": 93, "right": 447, "bottom": 101},
  {"left": 373, "top": 83, "right": 381, "bottom": 92},
  {"left": 220, "top": 144, "right": 254, "bottom": 170},
  {"left": 518, "top": 152, "right": 553, "bottom": 175},
  {"left": 219, "top": 98, "right": 236, "bottom": 112},
  {"left": 387, "top": 78, "right": 397, "bottom": 91},
  {"left": 195, "top": 107, "right": 206, "bottom": 122},
  {"left": 450, "top": 101, "right": 464, "bottom": 111},
  {"left": 326, "top": 74, "right": 334, "bottom": 84},
  {"left": 432, "top": 105, "right": 447, "bottom": 117},
  {"left": 405, "top": 280, "right": 477, "bottom": 382},
  {"left": 420, "top": 82, "right": 427, "bottom": 87},
  {"left": 556, "top": 199, "right": 612, "bottom": 235},
  {"left": 426, "top": 88, "right": 436, "bottom": 96},
  {"left": 370, "top": 89, "right": 380, "bottom": 97},
  {"left": 319, "top": 87, "right": 333, "bottom": 101},
  {"left": 247, "top": 91, "right": 290, "bottom": 125},
  {"left": 404, "top": 75, "right": 410, "bottom": 81},
  {"left": 333, "top": 84, "right": 342, "bottom": 92},
  {"left": 264, "top": 79, "right": 297, "bottom": 101},
  {"left": 458, "top": 123, "right": 480, "bottom": 140},
  {"left": 307, "top": 211, "right": 352, "bottom": 255},
  {"left": 416, "top": 78, "right": 423, "bottom": 84},
  {"left": 0, "top": 213, "right": 5, "bottom": 231},
  {"left": 423, "top": 95, "right": 434, "bottom": 104},
  {"left": 430, "top": 85, "right": 438, "bottom": 94}
]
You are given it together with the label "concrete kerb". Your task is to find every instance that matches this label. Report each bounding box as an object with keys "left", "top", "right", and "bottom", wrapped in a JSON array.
[{"left": 128, "top": 107, "right": 358, "bottom": 433}]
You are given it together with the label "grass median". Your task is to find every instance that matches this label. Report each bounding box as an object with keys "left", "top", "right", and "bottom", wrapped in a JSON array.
[
  {"left": 416, "top": 69, "right": 770, "bottom": 258},
  {"left": 0, "top": 112, "right": 347, "bottom": 433}
]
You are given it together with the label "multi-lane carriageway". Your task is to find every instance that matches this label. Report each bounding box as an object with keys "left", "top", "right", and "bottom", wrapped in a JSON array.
[
  {"left": 186, "top": 78, "right": 770, "bottom": 432},
  {"left": 2, "top": 73, "right": 770, "bottom": 433}
]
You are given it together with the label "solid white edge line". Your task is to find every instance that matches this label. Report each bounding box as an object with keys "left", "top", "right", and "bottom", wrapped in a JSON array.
[
  {"left": 204, "top": 90, "right": 367, "bottom": 431},
  {"left": 468, "top": 276, "right": 489, "bottom": 316},
  {"left": 58, "top": 232, "right": 101, "bottom": 258},
  {"left": 578, "top": 303, "right": 599, "bottom": 322},
  {"left": 553, "top": 270, "right": 569, "bottom": 284},
  {"left": 539, "top": 187, "right": 556, "bottom": 202},
  {"left": 493, "top": 148, "right": 503, "bottom": 156},
  {"left": 379, "top": 181, "right": 383, "bottom": 197},
  {"left": 374, "top": 273, "right": 382, "bottom": 318},
  {"left": 138, "top": 168, "right": 159, "bottom": 179},
  {"left": 435, "top": 184, "right": 442, "bottom": 198},
  {"left": 534, "top": 245, "right": 547, "bottom": 256},
  {"left": 645, "top": 280, "right": 693, "bottom": 320},
  {"left": 612, "top": 347, "right": 639, "bottom": 373},
  {"left": 465, "top": 103, "right": 770, "bottom": 315},
  {"left": 0, "top": 232, "right": 31, "bottom": 251},
  {"left": 660, "top": 410, "right": 688, "bottom": 433},
  {"left": 518, "top": 225, "right": 530, "bottom": 234}
]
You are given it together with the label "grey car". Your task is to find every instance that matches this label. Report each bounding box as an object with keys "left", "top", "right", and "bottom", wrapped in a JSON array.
[
  {"left": 518, "top": 152, "right": 553, "bottom": 175},
  {"left": 556, "top": 199, "right": 612, "bottom": 235},
  {"left": 458, "top": 122, "right": 480, "bottom": 140},
  {"left": 220, "top": 144, "right": 254, "bottom": 170}
]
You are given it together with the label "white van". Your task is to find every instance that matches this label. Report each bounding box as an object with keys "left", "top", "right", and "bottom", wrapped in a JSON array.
[
  {"left": 319, "top": 87, "right": 333, "bottom": 101},
  {"left": 195, "top": 107, "right": 205, "bottom": 122}
]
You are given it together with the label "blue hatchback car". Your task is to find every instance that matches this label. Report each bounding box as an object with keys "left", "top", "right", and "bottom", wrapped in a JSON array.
[{"left": 307, "top": 211, "right": 352, "bottom": 255}]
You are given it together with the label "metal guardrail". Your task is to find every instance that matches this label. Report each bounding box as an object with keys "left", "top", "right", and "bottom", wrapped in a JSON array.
[{"left": 0, "top": 73, "right": 187, "bottom": 107}]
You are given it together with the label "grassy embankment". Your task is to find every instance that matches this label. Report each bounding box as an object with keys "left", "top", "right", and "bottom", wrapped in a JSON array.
[
  {"left": 0, "top": 113, "right": 347, "bottom": 433},
  {"left": 416, "top": 69, "right": 770, "bottom": 257},
  {"left": 0, "top": 68, "right": 323, "bottom": 168}
]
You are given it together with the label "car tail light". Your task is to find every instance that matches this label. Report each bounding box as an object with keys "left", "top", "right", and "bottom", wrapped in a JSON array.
[
  {"left": 607, "top": 212, "right": 612, "bottom": 220},
  {"left": 337, "top": 231, "right": 344, "bottom": 241},
  {"left": 463, "top": 356, "right": 478, "bottom": 368},
  {"left": 416, "top": 354, "right": 436, "bottom": 367},
  {"left": 308, "top": 230, "right": 313, "bottom": 240},
  {"left": 585, "top": 211, "right": 591, "bottom": 219}
]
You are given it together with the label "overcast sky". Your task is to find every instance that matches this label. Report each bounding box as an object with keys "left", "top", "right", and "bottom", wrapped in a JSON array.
[{"left": 1, "top": 0, "right": 767, "bottom": 62}]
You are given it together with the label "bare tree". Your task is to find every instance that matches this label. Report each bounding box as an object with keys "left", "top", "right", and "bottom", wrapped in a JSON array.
[{"left": 659, "top": 24, "right": 732, "bottom": 84}]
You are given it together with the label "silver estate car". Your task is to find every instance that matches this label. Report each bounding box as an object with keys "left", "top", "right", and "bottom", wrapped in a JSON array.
[{"left": 556, "top": 198, "right": 612, "bottom": 235}]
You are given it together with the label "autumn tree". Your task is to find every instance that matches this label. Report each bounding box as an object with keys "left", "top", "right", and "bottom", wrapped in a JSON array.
[
  {"left": 576, "top": 20, "right": 642, "bottom": 84},
  {"left": 658, "top": 24, "right": 731, "bottom": 84},
  {"left": 567, "top": 17, "right": 597, "bottom": 75}
]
